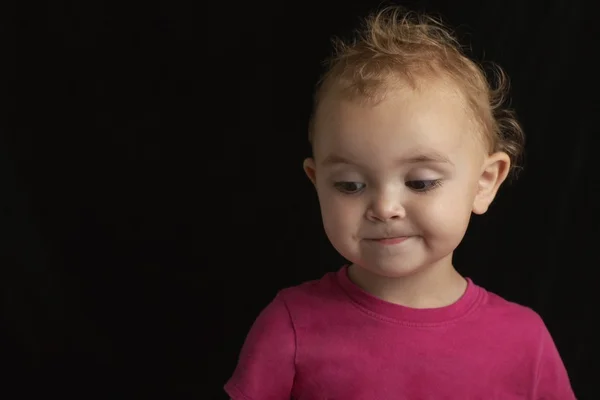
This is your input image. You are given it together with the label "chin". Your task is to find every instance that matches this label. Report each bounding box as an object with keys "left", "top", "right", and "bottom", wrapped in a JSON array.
[{"left": 353, "top": 258, "right": 426, "bottom": 278}]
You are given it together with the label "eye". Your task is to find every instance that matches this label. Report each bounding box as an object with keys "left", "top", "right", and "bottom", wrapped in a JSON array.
[
  {"left": 406, "top": 179, "right": 442, "bottom": 192},
  {"left": 334, "top": 182, "right": 366, "bottom": 194}
]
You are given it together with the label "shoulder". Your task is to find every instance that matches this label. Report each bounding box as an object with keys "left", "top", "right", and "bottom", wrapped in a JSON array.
[
  {"left": 276, "top": 270, "right": 342, "bottom": 311},
  {"left": 224, "top": 271, "right": 342, "bottom": 400},
  {"left": 475, "top": 286, "right": 575, "bottom": 398},
  {"left": 238, "top": 270, "right": 341, "bottom": 348},
  {"left": 481, "top": 287, "right": 545, "bottom": 328},
  {"left": 475, "top": 285, "right": 549, "bottom": 346}
]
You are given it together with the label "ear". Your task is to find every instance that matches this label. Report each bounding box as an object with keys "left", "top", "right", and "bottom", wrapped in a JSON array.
[
  {"left": 303, "top": 157, "right": 317, "bottom": 186},
  {"left": 472, "top": 152, "right": 511, "bottom": 215}
]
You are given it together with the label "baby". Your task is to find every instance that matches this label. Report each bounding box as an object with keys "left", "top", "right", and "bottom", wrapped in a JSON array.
[{"left": 225, "top": 6, "right": 576, "bottom": 399}]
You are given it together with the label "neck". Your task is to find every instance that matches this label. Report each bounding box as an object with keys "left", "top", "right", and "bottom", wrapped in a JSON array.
[{"left": 347, "top": 255, "right": 467, "bottom": 309}]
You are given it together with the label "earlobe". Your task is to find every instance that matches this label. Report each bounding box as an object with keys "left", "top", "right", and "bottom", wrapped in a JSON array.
[
  {"left": 303, "top": 158, "right": 317, "bottom": 186},
  {"left": 472, "top": 152, "right": 511, "bottom": 215}
]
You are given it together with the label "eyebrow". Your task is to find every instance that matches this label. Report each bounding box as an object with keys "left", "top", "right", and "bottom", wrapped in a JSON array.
[{"left": 321, "top": 151, "right": 454, "bottom": 167}]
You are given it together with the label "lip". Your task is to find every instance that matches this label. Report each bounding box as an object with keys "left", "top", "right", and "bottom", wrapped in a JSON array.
[{"left": 366, "top": 236, "right": 410, "bottom": 245}]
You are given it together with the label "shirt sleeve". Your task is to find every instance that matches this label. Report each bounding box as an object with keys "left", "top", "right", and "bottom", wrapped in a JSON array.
[
  {"left": 224, "top": 294, "right": 296, "bottom": 400},
  {"left": 532, "top": 320, "right": 576, "bottom": 399}
]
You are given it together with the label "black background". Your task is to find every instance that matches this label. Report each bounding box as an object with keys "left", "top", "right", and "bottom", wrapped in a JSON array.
[{"left": 2, "top": 0, "right": 597, "bottom": 398}]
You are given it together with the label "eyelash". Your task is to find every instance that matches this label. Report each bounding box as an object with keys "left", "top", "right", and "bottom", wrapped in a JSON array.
[
  {"left": 333, "top": 180, "right": 443, "bottom": 194},
  {"left": 334, "top": 182, "right": 366, "bottom": 194},
  {"left": 406, "top": 179, "right": 443, "bottom": 193}
]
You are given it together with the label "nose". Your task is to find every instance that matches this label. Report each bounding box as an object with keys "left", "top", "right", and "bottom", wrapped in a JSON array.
[{"left": 366, "top": 189, "right": 406, "bottom": 222}]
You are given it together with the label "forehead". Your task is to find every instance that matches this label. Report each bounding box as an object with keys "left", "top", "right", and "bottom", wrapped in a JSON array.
[{"left": 312, "top": 80, "right": 483, "bottom": 164}]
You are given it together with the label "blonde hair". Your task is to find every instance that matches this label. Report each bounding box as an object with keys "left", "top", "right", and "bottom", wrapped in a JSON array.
[{"left": 308, "top": 6, "right": 525, "bottom": 179}]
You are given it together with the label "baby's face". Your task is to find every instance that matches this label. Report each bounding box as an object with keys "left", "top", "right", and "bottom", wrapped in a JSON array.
[{"left": 304, "top": 80, "right": 500, "bottom": 278}]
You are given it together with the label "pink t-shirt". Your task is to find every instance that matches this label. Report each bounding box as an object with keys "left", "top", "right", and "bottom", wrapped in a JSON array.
[{"left": 225, "top": 266, "right": 575, "bottom": 399}]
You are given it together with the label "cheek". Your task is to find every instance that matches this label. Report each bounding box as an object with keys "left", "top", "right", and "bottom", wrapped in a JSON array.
[
  {"left": 316, "top": 189, "right": 361, "bottom": 234},
  {"left": 414, "top": 191, "right": 473, "bottom": 237}
]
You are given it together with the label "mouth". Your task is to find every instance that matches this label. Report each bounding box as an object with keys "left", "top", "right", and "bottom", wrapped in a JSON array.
[{"left": 365, "top": 236, "right": 410, "bottom": 245}]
